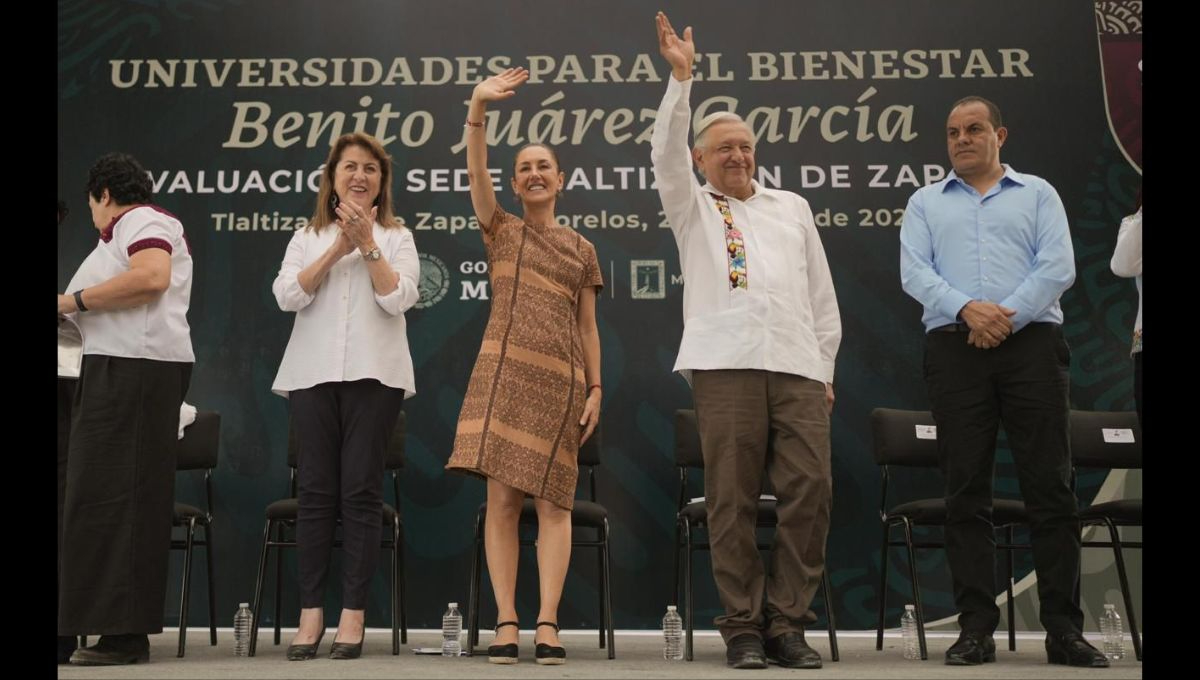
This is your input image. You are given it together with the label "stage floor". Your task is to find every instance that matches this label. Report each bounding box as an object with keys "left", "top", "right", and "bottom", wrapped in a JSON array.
[{"left": 58, "top": 629, "right": 1143, "bottom": 679}]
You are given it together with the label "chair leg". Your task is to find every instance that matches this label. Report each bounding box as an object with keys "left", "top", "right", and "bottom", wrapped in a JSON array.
[
  {"left": 273, "top": 523, "right": 284, "bottom": 646},
  {"left": 683, "top": 519, "right": 695, "bottom": 662},
  {"left": 177, "top": 518, "right": 196, "bottom": 658},
  {"left": 672, "top": 520, "right": 682, "bottom": 606},
  {"left": 249, "top": 520, "right": 273, "bottom": 657},
  {"left": 204, "top": 523, "right": 217, "bottom": 646},
  {"left": 902, "top": 520, "right": 928, "bottom": 661},
  {"left": 391, "top": 520, "right": 400, "bottom": 655},
  {"left": 602, "top": 518, "right": 615, "bottom": 659},
  {"left": 467, "top": 510, "right": 484, "bottom": 654},
  {"left": 1105, "top": 520, "right": 1142, "bottom": 661},
  {"left": 876, "top": 523, "right": 890, "bottom": 651},
  {"left": 1005, "top": 526, "right": 1016, "bottom": 651},
  {"left": 597, "top": 528, "right": 605, "bottom": 650},
  {"left": 397, "top": 522, "right": 408, "bottom": 646},
  {"left": 821, "top": 569, "right": 839, "bottom": 662}
]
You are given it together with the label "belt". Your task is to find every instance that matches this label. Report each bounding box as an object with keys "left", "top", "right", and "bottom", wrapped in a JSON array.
[{"left": 930, "top": 322, "right": 971, "bottom": 333}]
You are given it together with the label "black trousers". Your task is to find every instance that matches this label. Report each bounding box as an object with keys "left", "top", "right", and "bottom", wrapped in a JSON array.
[
  {"left": 923, "top": 323, "right": 1083, "bottom": 636},
  {"left": 289, "top": 380, "right": 405, "bottom": 610},
  {"left": 59, "top": 356, "right": 191, "bottom": 635},
  {"left": 57, "top": 377, "right": 77, "bottom": 648}
]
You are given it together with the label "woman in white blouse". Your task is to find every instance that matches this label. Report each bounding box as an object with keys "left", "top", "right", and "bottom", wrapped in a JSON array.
[
  {"left": 57, "top": 153, "right": 194, "bottom": 666},
  {"left": 271, "top": 132, "right": 419, "bottom": 661}
]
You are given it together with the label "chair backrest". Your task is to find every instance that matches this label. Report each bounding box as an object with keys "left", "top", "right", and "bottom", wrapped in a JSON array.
[
  {"left": 384, "top": 411, "right": 407, "bottom": 470},
  {"left": 1069, "top": 409, "right": 1141, "bottom": 470},
  {"left": 286, "top": 410, "right": 407, "bottom": 471},
  {"left": 870, "top": 408, "right": 940, "bottom": 468},
  {"left": 177, "top": 410, "right": 220, "bottom": 471},
  {"left": 673, "top": 409, "right": 704, "bottom": 469}
]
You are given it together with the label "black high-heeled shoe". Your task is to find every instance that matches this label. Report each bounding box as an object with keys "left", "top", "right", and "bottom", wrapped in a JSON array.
[
  {"left": 487, "top": 621, "right": 519, "bottom": 664},
  {"left": 329, "top": 632, "right": 364, "bottom": 660},
  {"left": 534, "top": 621, "right": 566, "bottom": 665},
  {"left": 285, "top": 629, "right": 325, "bottom": 661}
]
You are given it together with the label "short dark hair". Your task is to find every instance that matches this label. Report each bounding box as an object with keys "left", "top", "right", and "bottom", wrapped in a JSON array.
[
  {"left": 950, "top": 96, "right": 1003, "bottom": 130},
  {"left": 86, "top": 153, "right": 153, "bottom": 205}
]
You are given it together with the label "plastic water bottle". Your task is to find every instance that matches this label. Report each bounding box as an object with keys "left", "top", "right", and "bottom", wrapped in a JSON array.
[
  {"left": 233, "top": 602, "right": 253, "bottom": 657},
  {"left": 901, "top": 604, "right": 920, "bottom": 660},
  {"left": 1099, "top": 604, "right": 1125, "bottom": 660},
  {"left": 442, "top": 602, "right": 462, "bottom": 657},
  {"left": 663, "top": 605, "right": 683, "bottom": 660}
]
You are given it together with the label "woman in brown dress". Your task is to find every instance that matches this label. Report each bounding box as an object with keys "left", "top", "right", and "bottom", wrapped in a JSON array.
[{"left": 445, "top": 67, "right": 602, "bottom": 665}]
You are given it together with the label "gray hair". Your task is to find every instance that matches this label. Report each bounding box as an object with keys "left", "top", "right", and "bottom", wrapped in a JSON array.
[{"left": 693, "top": 112, "right": 753, "bottom": 151}]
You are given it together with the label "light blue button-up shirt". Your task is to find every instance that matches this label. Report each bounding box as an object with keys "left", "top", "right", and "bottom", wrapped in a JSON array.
[{"left": 899, "top": 164, "right": 1075, "bottom": 333}]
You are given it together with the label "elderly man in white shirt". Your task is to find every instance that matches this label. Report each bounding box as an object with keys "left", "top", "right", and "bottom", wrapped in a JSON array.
[{"left": 651, "top": 12, "right": 841, "bottom": 670}]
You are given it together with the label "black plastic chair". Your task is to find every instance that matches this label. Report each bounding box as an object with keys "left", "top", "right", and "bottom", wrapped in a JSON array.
[
  {"left": 466, "top": 425, "right": 615, "bottom": 659},
  {"left": 1069, "top": 409, "right": 1142, "bottom": 661},
  {"left": 871, "top": 408, "right": 1027, "bottom": 660},
  {"left": 249, "top": 411, "right": 408, "bottom": 656},
  {"left": 170, "top": 410, "right": 221, "bottom": 658},
  {"left": 672, "top": 409, "right": 839, "bottom": 663}
]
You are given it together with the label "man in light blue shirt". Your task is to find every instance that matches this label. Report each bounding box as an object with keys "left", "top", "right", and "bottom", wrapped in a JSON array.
[{"left": 899, "top": 96, "right": 1107, "bottom": 669}]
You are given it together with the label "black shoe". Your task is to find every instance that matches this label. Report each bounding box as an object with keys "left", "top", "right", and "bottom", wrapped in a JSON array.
[
  {"left": 765, "top": 631, "right": 822, "bottom": 669},
  {"left": 725, "top": 633, "right": 768, "bottom": 669},
  {"left": 69, "top": 634, "right": 150, "bottom": 666},
  {"left": 329, "top": 633, "right": 364, "bottom": 660},
  {"left": 945, "top": 630, "right": 996, "bottom": 665},
  {"left": 534, "top": 621, "right": 566, "bottom": 665},
  {"left": 58, "top": 636, "right": 78, "bottom": 665},
  {"left": 1046, "top": 632, "right": 1110, "bottom": 668},
  {"left": 487, "top": 621, "right": 519, "bottom": 665},
  {"left": 286, "top": 629, "right": 324, "bottom": 661}
]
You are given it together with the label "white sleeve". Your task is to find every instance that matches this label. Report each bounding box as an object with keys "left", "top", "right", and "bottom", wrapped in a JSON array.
[
  {"left": 1110, "top": 207, "right": 1142, "bottom": 278},
  {"left": 799, "top": 196, "right": 841, "bottom": 382},
  {"left": 374, "top": 229, "right": 420, "bottom": 315},
  {"left": 650, "top": 77, "right": 700, "bottom": 239},
  {"left": 272, "top": 230, "right": 316, "bottom": 312}
]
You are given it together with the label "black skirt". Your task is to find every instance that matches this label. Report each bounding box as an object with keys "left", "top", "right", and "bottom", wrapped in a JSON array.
[{"left": 58, "top": 355, "right": 191, "bottom": 636}]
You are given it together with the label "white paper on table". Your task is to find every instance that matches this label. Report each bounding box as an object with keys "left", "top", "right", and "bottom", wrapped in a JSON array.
[{"left": 1101, "top": 428, "right": 1136, "bottom": 444}]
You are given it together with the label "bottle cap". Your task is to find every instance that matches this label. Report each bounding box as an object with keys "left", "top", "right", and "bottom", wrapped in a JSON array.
[
  {"left": 667, "top": 605, "right": 677, "bottom": 612},
  {"left": 449, "top": 602, "right": 458, "bottom": 608},
  {"left": 239, "top": 602, "right": 249, "bottom": 608}
]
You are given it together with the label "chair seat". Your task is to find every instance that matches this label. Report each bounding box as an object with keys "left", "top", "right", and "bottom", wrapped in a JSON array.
[
  {"left": 173, "top": 502, "right": 209, "bottom": 523},
  {"left": 885, "top": 498, "right": 1028, "bottom": 525},
  {"left": 678, "top": 499, "right": 777, "bottom": 526},
  {"left": 476, "top": 499, "right": 608, "bottom": 527},
  {"left": 1080, "top": 499, "right": 1141, "bottom": 524},
  {"left": 265, "top": 498, "right": 399, "bottom": 523}
]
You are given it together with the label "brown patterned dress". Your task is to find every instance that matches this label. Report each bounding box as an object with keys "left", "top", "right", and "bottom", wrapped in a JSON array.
[{"left": 446, "top": 206, "right": 603, "bottom": 509}]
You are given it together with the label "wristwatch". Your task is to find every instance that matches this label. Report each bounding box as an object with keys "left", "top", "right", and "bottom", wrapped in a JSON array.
[{"left": 364, "top": 247, "right": 382, "bottom": 261}]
